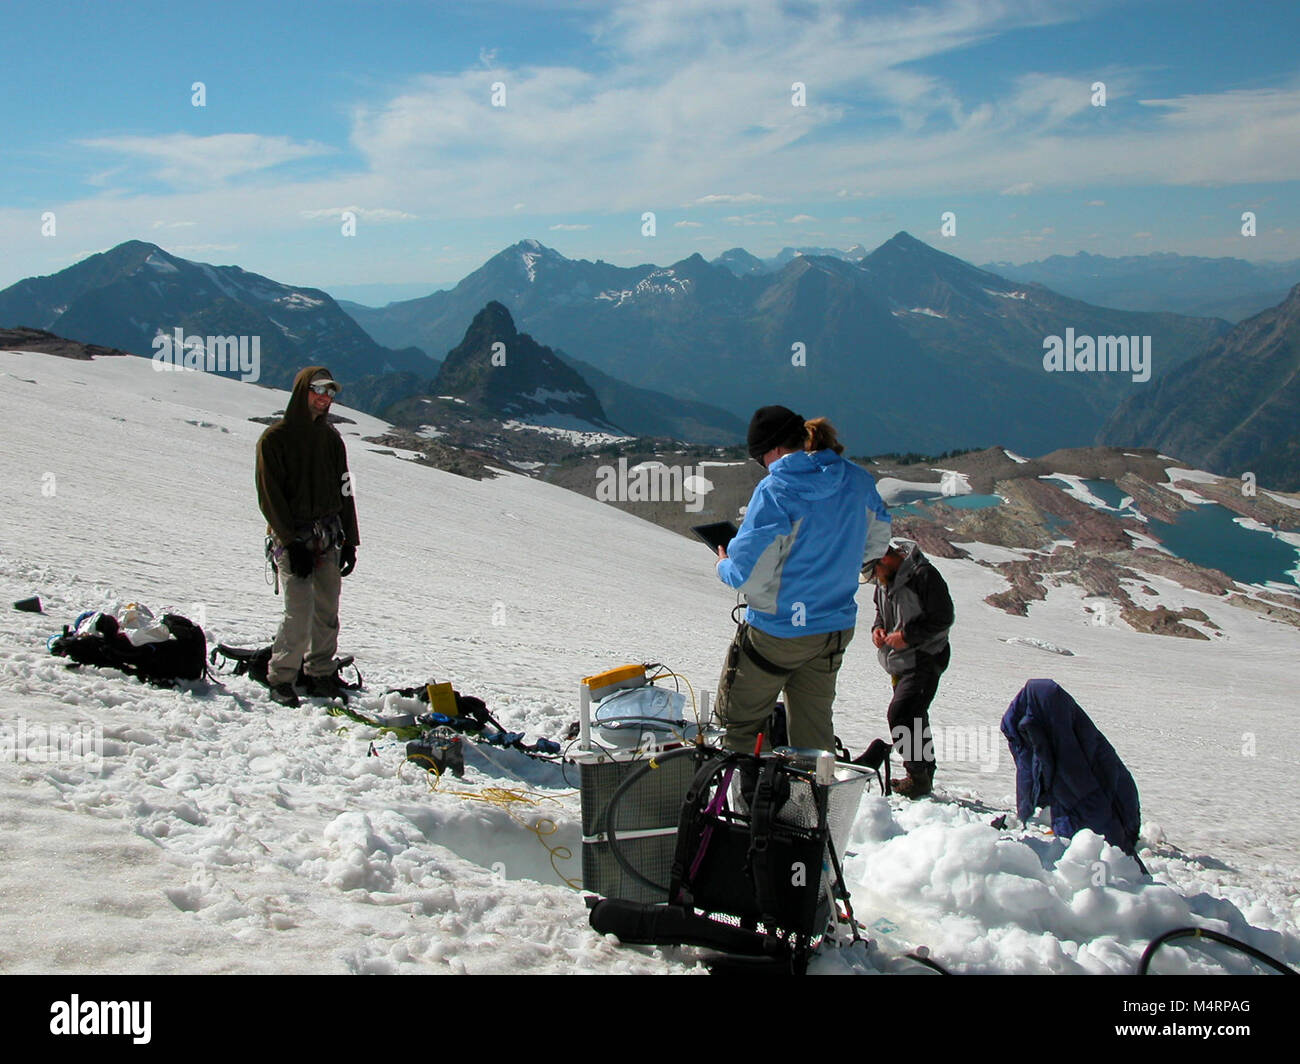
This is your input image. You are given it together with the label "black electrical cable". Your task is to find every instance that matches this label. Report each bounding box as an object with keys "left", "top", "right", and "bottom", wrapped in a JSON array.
[
  {"left": 1138, "top": 927, "right": 1297, "bottom": 976},
  {"left": 905, "top": 952, "right": 952, "bottom": 975},
  {"left": 604, "top": 744, "right": 716, "bottom": 895}
]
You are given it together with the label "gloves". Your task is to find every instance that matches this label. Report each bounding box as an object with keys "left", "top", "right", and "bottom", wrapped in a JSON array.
[
  {"left": 287, "top": 541, "right": 315, "bottom": 579},
  {"left": 339, "top": 543, "right": 357, "bottom": 577}
]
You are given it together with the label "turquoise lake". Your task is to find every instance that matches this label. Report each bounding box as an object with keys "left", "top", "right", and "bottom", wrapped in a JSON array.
[{"left": 893, "top": 478, "right": 1299, "bottom": 589}]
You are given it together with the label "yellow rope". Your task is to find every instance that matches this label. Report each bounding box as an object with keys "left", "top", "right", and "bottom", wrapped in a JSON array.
[{"left": 401, "top": 757, "right": 581, "bottom": 888}]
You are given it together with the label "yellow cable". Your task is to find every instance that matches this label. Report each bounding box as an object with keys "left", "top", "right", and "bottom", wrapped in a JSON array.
[
  {"left": 645, "top": 669, "right": 700, "bottom": 730},
  {"left": 401, "top": 758, "right": 581, "bottom": 888}
]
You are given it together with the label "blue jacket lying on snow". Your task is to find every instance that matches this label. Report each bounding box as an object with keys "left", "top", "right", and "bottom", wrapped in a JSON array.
[{"left": 1000, "top": 679, "right": 1141, "bottom": 855}]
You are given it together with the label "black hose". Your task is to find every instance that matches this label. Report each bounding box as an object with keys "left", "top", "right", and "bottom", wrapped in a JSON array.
[
  {"left": 604, "top": 745, "right": 715, "bottom": 895},
  {"left": 1138, "top": 927, "right": 1297, "bottom": 976},
  {"left": 905, "top": 952, "right": 952, "bottom": 975}
]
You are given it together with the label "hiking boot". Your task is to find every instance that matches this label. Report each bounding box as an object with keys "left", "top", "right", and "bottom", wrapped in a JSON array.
[
  {"left": 269, "top": 682, "right": 300, "bottom": 708},
  {"left": 303, "top": 672, "right": 348, "bottom": 702},
  {"left": 892, "top": 763, "right": 934, "bottom": 799}
]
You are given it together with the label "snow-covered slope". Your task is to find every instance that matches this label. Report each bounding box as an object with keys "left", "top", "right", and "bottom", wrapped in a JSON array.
[{"left": 1, "top": 350, "right": 1296, "bottom": 975}]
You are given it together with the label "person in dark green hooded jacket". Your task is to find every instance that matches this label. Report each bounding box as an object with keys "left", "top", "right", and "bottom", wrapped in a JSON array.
[{"left": 256, "top": 367, "right": 359, "bottom": 706}]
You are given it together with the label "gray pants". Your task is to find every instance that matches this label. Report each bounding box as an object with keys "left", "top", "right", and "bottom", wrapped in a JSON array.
[
  {"left": 269, "top": 546, "right": 341, "bottom": 685},
  {"left": 715, "top": 624, "right": 854, "bottom": 753}
]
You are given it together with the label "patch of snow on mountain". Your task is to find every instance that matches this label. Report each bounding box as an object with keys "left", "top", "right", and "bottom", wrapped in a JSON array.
[
  {"left": 1042, "top": 474, "right": 1123, "bottom": 512},
  {"left": 266, "top": 317, "right": 299, "bottom": 340},
  {"left": 276, "top": 292, "right": 327, "bottom": 310},
  {"left": 498, "top": 418, "right": 627, "bottom": 445},
  {"left": 1264, "top": 490, "right": 1300, "bottom": 510},
  {"left": 1003, "top": 449, "right": 1029, "bottom": 464},
  {"left": 875, "top": 476, "right": 963, "bottom": 506},
  {"left": 197, "top": 264, "right": 241, "bottom": 302},
  {"left": 524, "top": 388, "right": 585, "bottom": 406},
  {"left": 682, "top": 474, "right": 714, "bottom": 497},
  {"left": 1162, "top": 468, "right": 1219, "bottom": 505},
  {"left": 933, "top": 469, "right": 971, "bottom": 496},
  {"left": 144, "top": 252, "right": 179, "bottom": 274}
]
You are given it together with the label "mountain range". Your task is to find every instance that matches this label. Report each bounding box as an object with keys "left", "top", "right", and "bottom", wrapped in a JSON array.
[
  {"left": 343, "top": 233, "right": 1231, "bottom": 456},
  {"left": 13, "top": 235, "right": 1300, "bottom": 484},
  {"left": 983, "top": 251, "right": 1300, "bottom": 322},
  {"left": 1100, "top": 284, "right": 1300, "bottom": 491},
  {"left": 0, "top": 240, "right": 431, "bottom": 391}
]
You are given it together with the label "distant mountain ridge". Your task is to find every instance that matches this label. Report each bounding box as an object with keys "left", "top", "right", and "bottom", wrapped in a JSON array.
[
  {"left": 1099, "top": 284, "right": 1300, "bottom": 491},
  {"left": 711, "top": 244, "right": 869, "bottom": 276},
  {"left": 983, "top": 250, "right": 1300, "bottom": 322},
  {"left": 0, "top": 241, "right": 433, "bottom": 392},
  {"left": 343, "top": 233, "right": 1231, "bottom": 456}
]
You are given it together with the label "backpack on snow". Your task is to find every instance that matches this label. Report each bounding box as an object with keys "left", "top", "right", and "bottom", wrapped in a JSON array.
[
  {"left": 49, "top": 611, "right": 208, "bottom": 687},
  {"left": 588, "top": 747, "right": 864, "bottom": 974},
  {"left": 209, "top": 643, "right": 363, "bottom": 691}
]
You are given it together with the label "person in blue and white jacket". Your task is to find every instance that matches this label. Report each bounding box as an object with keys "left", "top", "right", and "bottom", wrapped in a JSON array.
[{"left": 714, "top": 405, "right": 891, "bottom": 754}]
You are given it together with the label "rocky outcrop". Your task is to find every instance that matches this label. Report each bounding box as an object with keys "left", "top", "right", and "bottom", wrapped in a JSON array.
[
  {"left": 0, "top": 326, "right": 131, "bottom": 361},
  {"left": 1225, "top": 592, "right": 1300, "bottom": 629},
  {"left": 983, "top": 561, "right": 1049, "bottom": 616},
  {"left": 1120, "top": 605, "right": 1213, "bottom": 640},
  {"left": 891, "top": 515, "right": 971, "bottom": 559},
  {"left": 1127, "top": 549, "right": 1235, "bottom": 595},
  {"left": 1116, "top": 472, "right": 1195, "bottom": 523}
]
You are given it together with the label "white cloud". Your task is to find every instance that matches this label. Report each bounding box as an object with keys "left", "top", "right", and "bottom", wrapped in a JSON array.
[
  {"left": 786, "top": 214, "right": 816, "bottom": 223},
  {"left": 12, "top": 1, "right": 1300, "bottom": 276},
  {"left": 299, "top": 206, "right": 417, "bottom": 221},
  {"left": 695, "top": 193, "right": 764, "bottom": 205},
  {"left": 79, "top": 133, "right": 332, "bottom": 188},
  {"left": 549, "top": 223, "right": 591, "bottom": 230},
  {"left": 674, "top": 220, "right": 704, "bottom": 228}
]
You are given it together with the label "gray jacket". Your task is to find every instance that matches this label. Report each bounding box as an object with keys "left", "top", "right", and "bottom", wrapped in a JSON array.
[{"left": 874, "top": 543, "right": 954, "bottom": 676}]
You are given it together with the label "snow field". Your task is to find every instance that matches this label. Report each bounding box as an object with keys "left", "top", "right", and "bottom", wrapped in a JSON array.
[{"left": 1, "top": 350, "right": 1297, "bottom": 975}]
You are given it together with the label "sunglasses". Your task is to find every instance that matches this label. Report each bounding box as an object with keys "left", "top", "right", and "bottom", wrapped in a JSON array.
[{"left": 309, "top": 383, "right": 338, "bottom": 397}]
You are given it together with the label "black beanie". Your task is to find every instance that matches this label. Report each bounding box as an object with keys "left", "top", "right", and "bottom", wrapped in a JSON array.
[{"left": 747, "top": 405, "right": 805, "bottom": 462}]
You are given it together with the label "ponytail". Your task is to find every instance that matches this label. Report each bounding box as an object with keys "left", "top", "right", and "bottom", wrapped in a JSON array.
[{"left": 804, "top": 417, "right": 844, "bottom": 455}]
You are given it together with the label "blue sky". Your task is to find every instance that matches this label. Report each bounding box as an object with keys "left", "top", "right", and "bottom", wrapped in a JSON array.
[{"left": 3, "top": 0, "right": 1299, "bottom": 302}]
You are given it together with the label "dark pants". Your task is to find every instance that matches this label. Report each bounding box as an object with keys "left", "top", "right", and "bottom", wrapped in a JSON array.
[
  {"left": 886, "top": 647, "right": 949, "bottom": 776},
  {"left": 716, "top": 625, "right": 854, "bottom": 754}
]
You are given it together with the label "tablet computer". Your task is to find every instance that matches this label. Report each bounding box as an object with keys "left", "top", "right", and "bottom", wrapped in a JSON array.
[{"left": 692, "top": 521, "right": 738, "bottom": 553}]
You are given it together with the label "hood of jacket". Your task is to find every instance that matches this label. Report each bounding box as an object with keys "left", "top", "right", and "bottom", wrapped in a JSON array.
[
  {"left": 282, "top": 365, "right": 335, "bottom": 430},
  {"left": 889, "top": 540, "right": 927, "bottom": 588},
  {"left": 765, "top": 448, "right": 852, "bottom": 504}
]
